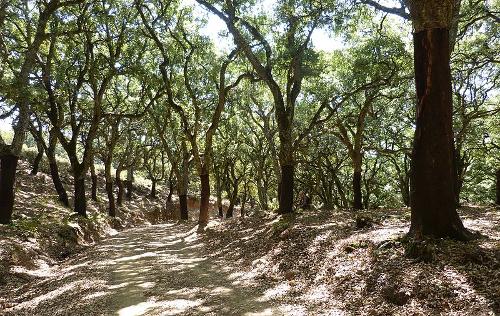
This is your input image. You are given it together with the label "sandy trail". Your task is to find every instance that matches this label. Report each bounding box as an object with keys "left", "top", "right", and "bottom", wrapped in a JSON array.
[{"left": 5, "top": 223, "right": 281, "bottom": 316}]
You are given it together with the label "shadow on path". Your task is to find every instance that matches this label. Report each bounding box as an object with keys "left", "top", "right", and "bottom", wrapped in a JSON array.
[{"left": 5, "top": 223, "right": 281, "bottom": 316}]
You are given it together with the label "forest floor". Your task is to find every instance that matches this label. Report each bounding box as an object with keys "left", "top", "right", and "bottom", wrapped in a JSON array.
[
  {"left": 2, "top": 205, "right": 499, "bottom": 315},
  {"left": 1, "top": 160, "right": 499, "bottom": 315}
]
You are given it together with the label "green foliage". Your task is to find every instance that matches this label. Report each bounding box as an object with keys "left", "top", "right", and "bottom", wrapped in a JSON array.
[{"left": 1, "top": 0, "right": 498, "bottom": 221}]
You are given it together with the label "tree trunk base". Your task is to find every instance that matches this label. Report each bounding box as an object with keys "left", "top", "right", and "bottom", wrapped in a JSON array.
[
  {"left": 74, "top": 177, "right": 87, "bottom": 217},
  {"left": 406, "top": 222, "right": 479, "bottom": 242},
  {"left": 278, "top": 165, "right": 294, "bottom": 214},
  {"left": 0, "top": 154, "right": 18, "bottom": 224},
  {"left": 179, "top": 194, "right": 188, "bottom": 220},
  {"left": 198, "top": 173, "right": 210, "bottom": 226},
  {"left": 106, "top": 181, "right": 116, "bottom": 217},
  {"left": 353, "top": 170, "right": 363, "bottom": 210}
]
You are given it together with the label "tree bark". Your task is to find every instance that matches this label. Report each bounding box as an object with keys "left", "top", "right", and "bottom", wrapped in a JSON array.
[
  {"left": 226, "top": 181, "right": 238, "bottom": 218},
  {"left": 167, "top": 182, "right": 174, "bottom": 202},
  {"left": 496, "top": 168, "right": 500, "bottom": 206},
  {"left": 116, "top": 168, "right": 124, "bottom": 207},
  {"left": 126, "top": 167, "right": 133, "bottom": 200},
  {"left": 257, "top": 177, "right": 269, "bottom": 211},
  {"left": 352, "top": 170, "right": 363, "bottom": 210},
  {"left": 215, "top": 173, "right": 223, "bottom": 218},
  {"left": 199, "top": 171, "right": 210, "bottom": 226},
  {"left": 177, "top": 156, "right": 189, "bottom": 220},
  {"left": 0, "top": 154, "right": 18, "bottom": 224},
  {"left": 73, "top": 170, "right": 87, "bottom": 217},
  {"left": 409, "top": 28, "right": 470, "bottom": 240},
  {"left": 49, "top": 162, "right": 69, "bottom": 207},
  {"left": 90, "top": 164, "right": 98, "bottom": 202},
  {"left": 453, "top": 148, "right": 465, "bottom": 207},
  {"left": 332, "top": 172, "right": 348, "bottom": 208},
  {"left": 179, "top": 194, "right": 188, "bottom": 220},
  {"left": 31, "top": 143, "right": 44, "bottom": 175},
  {"left": 104, "top": 159, "right": 115, "bottom": 216},
  {"left": 46, "top": 131, "right": 69, "bottom": 207},
  {"left": 150, "top": 179, "right": 157, "bottom": 199},
  {"left": 278, "top": 164, "right": 294, "bottom": 214},
  {"left": 240, "top": 183, "right": 248, "bottom": 217},
  {"left": 106, "top": 181, "right": 116, "bottom": 217}
]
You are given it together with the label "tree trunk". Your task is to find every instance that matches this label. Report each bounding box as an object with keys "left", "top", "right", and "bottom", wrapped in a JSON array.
[
  {"left": 332, "top": 172, "right": 348, "bottom": 208},
  {"left": 166, "top": 168, "right": 174, "bottom": 202},
  {"left": 49, "top": 161, "right": 69, "bottom": 207},
  {"left": 106, "top": 180, "right": 115, "bottom": 217},
  {"left": 45, "top": 130, "right": 69, "bottom": 207},
  {"left": 226, "top": 181, "right": 238, "bottom": 219},
  {"left": 73, "top": 169, "right": 87, "bottom": 217},
  {"left": 31, "top": 143, "right": 44, "bottom": 175},
  {"left": 104, "top": 160, "right": 115, "bottom": 217},
  {"left": 257, "top": 178, "right": 269, "bottom": 211},
  {"left": 90, "top": 164, "right": 98, "bottom": 202},
  {"left": 496, "top": 168, "right": 500, "bottom": 205},
  {"left": 150, "top": 179, "right": 157, "bottom": 199},
  {"left": 216, "top": 174, "right": 223, "bottom": 218},
  {"left": 116, "top": 169, "right": 124, "bottom": 207},
  {"left": 198, "top": 171, "right": 210, "bottom": 226},
  {"left": 126, "top": 167, "right": 134, "bottom": 200},
  {"left": 399, "top": 167, "right": 411, "bottom": 207},
  {"left": 240, "top": 186, "right": 248, "bottom": 218},
  {"left": 0, "top": 154, "right": 18, "bottom": 224},
  {"left": 179, "top": 194, "right": 188, "bottom": 220},
  {"left": 352, "top": 170, "right": 363, "bottom": 210},
  {"left": 278, "top": 164, "right": 294, "bottom": 214},
  {"left": 409, "top": 28, "right": 470, "bottom": 241},
  {"left": 167, "top": 182, "right": 174, "bottom": 202},
  {"left": 178, "top": 159, "right": 189, "bottom": 220},
  {"left": 453, "top": 149, "right": 464, "bottom": 207}
]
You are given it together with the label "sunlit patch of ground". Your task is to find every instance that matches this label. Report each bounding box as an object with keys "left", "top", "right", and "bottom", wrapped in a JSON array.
[
  {"left": 2, "top": 223, "right": 286, "bottom": 315},
  {"left": 0, "top": 159, "right": 175, "bottom": 310},
  {"left": 203, "top": 206, "right": 500, "bottom": 315}
]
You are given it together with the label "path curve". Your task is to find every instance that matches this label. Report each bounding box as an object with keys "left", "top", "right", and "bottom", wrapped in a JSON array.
[{"left": 5, "top": 223, "right": 281, "bottom": 316}]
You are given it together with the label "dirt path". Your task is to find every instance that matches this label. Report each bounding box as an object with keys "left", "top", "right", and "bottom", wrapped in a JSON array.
[{"left": 5, "top": 223, "right": 281, "bottom": 316}]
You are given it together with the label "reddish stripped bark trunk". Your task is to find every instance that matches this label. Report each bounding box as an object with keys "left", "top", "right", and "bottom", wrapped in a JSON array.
[
  {"left": 409, "top": 28, "right": 470, "bottom": 240},
  {"left": 0, "top": 154, "right": 18, "bottom": 224},
  {"left": 198, "top": 171, "right": 210, "bottom": 226}
]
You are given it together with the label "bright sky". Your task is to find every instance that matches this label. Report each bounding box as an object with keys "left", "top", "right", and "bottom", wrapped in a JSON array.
[
  {"left": 0, "top": 104, "right": 12, "bottom": 134},
  {"left": 192, "top": 0, "right": 344, "bottom": 53}
]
